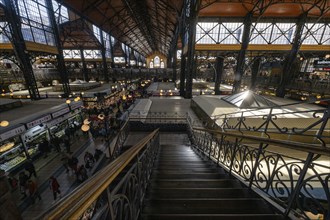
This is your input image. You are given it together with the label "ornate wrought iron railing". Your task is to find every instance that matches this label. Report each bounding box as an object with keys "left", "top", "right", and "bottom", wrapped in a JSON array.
[
  {"left": 110, "top": 118, "right": 130, "bottom": 160},
  {"left": 188, "top": 124, "right": 330, "bottom": 220},
  {"left": 210, "top": 101, "right": 330, "bottom": 147},
  {"left": 39, "top": 129, "right": 159, "bottom": 220}
]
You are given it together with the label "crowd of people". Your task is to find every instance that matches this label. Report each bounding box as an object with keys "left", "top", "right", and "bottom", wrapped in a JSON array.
[{"left": 4, "top": 79, "right": 148, "bottom": 213}]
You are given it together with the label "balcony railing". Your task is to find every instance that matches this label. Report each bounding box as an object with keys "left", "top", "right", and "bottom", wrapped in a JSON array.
[{"left": 210, "top": 101, "right": 330, "bottom": 147}]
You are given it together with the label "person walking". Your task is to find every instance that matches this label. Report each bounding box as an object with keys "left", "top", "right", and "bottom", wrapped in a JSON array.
[
  {"left": 18, "top": 171, "right": 29, "bottom": 199},
  {"left": 68, "top": 155, "right": 79, "bottom": 174},
  {"left": 49, "top": 176, "right": 61, "bottom": 201},
  {"left": 60, "top": 153, "right": 70, "bottom": 173},
  {"left": 27, "top": 179, "right": 41, "bottom": 204},
  {"left": 64, "top": 135, "right": 72, "bottom": 154},
  {"left": 77, "top": 164, "right": 88, "bottom": 183},
  {"left": 24, "top": 159, "right": 37, "bottom": 178},
  {"left": 52, "top": 135, "right": 61, "bottom": 152}
]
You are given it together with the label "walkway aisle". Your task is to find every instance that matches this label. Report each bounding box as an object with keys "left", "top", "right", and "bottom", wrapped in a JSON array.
[{"left": 19, "top": 134, "right": 106, "bottom": 220}]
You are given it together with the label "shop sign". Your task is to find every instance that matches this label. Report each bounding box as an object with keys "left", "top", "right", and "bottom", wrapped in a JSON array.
[
  {"left": 46, "top": 114, "right": 70, "bottom": 128},
  {"left": 314, "top": 60, "right": 330, "bottom": 68},
  {"left": 0, "top": 125, "right": 26, "bottom": 142},
  {"left": 52, "top": 107, "right": 70, "bottom": 118},
  {"left": 26, "top": 115, "right": 52, "bottom": 129},
  {"left": 70, "top": 101, "right": 82, "bottom": 110}
]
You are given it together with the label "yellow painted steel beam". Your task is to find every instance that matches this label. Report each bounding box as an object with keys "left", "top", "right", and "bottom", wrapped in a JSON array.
[
  {"left": 195, "top": 44, "right": 330, "bottom": 51},
  {"left": 63, "top": 58, "right": 112, "bottom": 62},
  {"left": 0, "top": 42, "right": 59, "bottom": 54}
]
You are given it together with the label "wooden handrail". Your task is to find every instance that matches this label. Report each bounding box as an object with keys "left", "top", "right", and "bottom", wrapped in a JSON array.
[
  {"left": 193, "top": 127, "right": 330, "bottom": 156},
  {"left": 42, "top": 129, "right": 159, "bottom": 220}
]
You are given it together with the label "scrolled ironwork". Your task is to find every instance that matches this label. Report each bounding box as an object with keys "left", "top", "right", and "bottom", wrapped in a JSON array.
[
  {"left": 295, "top": 173, "right": 330, "bottom": 219},
  {"left": 189, "top": 125, "right": 330, "bottom": 220}
]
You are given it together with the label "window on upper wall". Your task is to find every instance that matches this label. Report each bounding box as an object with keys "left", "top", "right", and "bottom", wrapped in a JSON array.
[
  {"left": 302, "top": 23, "right": 330, "bottom": 45},
  {"left": 52, "top": 0, "right": 69, "bottom": 24},
  {"left": 177, "top": 50, "right": 182, "bottom": 60},
  {"left": 17, "top": 0, "right": 55, "bottom": 46},
  {"left": 0, "top": 22, "right": 11, "bottom": 43},
  {"left": 219, "top": 22, "right": 243, "bottom": 44},
  {"left": 250, "top": 23, "right": 273, "bottom": 44},
  {"left": 93, "top": 25, "right": 101, "bottom": 43},
  {"left": 149, "top": 61, "right": 154, "bottom": 68},
  {"left": 271, "top": 23, "right": 296, "bottom": 44},
  {"left": 160, "top": 61, "right": 165, "bottom": 68},
  {"left": 154, "top": 56, "right": 160, "bottom": 68},
  {"left": 196, "top": 22, "right": 219, "bottom": 44},
  {"left": 113, "top": 57, "right": 125, "bottom": 63},
  {"left": 63, "top": 50, "right": 81, "bottom": 59}
]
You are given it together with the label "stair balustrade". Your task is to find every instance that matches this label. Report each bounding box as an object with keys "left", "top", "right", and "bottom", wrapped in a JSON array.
[
  {"left": 38, "top": 129, "right": 159, "bottom": 220},
  {"left": 188, "top": 123, "right": 330, "bottom": 220}
]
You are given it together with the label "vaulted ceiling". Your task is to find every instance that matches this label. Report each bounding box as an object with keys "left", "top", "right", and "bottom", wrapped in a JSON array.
[
  {"left": 199, "top": 0, "right": 330, "bottom": 18},
  {"left": 59, "top": 0, "right": 184, "bottom": 57}
]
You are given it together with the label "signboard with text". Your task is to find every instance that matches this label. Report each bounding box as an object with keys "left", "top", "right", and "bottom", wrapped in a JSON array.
[
  {"left": 314, "top": 60, "right": 330, "bottom": 68},
  {"left": 26, "top": 115, "right": 52, "bottom": 129},
  {"left": 0, "top": 125, "right": 26, "bottom": 142}
]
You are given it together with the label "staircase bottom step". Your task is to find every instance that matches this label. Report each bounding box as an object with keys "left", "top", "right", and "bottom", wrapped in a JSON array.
[
  {"left": 143, "top": 199, "right": 274, "bottom": 214},
  {"left": 140, "top": 214, "right": 284, "bottom": 220}
]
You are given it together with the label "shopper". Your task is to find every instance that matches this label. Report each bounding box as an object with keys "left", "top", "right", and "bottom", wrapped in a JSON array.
[
  {"left": 77, "top": 164, "right": 88, "bottom": 183},
  {"left": 64, "top": 135, "right": 72, "bottom": 154},
  {"left": 60, "top": 153, "right": 70, "bottom": 173},
  {"left": 18, "top": 171, "right": 29, "bottom": 199},
  {"left": 49, "top": 176, "right": 61, "bottom": 201},
  {"left": 27, "top": 179, "right": 41, "bottom": 204},
  {"left": 68, "top": 155, "right": 79, "bottom": 174},
  {"left": 38, "top": 139, "right": 48, "bottom": 158},
  {"left": 24, "top": 159, "right": 37, "bottom": 178},
  {"left": 52, "top": 135, "right": 61, "bottom": 152},
  {"left": 84, "top": 152, "right": 95, "bottom": 169}
]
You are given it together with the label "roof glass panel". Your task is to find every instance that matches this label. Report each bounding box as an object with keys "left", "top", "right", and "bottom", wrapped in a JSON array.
[
  {"left": 302, "top": 23, "right": 325, "bottom": 45},
  {"left": 250, "top": 23, "right": 272, "bottom": 44},
  {"left": 219, "top": 22, "right": 243, "bottom": 44},
  {"left": 222, "top": 91, "right": 278, "bottom": 109},
  {"left": 271, "top": 23, "right": 295, "bottom": 44},
  {"left": 196, "top": 22, "right": 218, "bottom": 44}
]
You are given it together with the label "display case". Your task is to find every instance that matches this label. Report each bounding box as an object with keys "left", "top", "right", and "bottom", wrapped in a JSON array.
[
  {"left": 0, "top": 137, "right": 26, "bottom": 172},
  {"left": 25, "top": 130, "right": 48, "bottom": 159},
  {"left": 49, "top": 121, "right": 67, "bottom": 138}
]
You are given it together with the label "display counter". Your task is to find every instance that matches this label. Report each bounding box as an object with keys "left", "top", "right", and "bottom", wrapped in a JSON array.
[
  {"left": 21, "top": 125, "right": 49, "bottom": 160},
  {"left": 49, "top": 121, "right": 67, "bottom": 138},
  {"left": 0, "top": 138, "right": 26, "bottom": 173}
]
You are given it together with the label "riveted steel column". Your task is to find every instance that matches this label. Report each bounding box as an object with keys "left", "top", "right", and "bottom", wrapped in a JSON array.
[
  {"left": 100, "top": 30, "right": 109, "bottom": 82},
  {"left": 80, "top": 48, "right": 89, "bottom": 82},
  {"left": 233, "top": 13, "right": 252, "bottom": 94},
  {"left": 185, "top": 0, "right": 200, "bottom": 99},
  {"left": 215, "top": 56, "right": 224, "bottom": 95},
  {"left": 4, "top": 0, "right": 40, "bottom": 100},
  {"left": 276, "top": 15, "right": 306, "bottom": 98},
  {"left": 45, "top": 0, "right": 70, "bottom": 96},
  {"left": 180, "top": 54, "right": 186, "bottom": 97},
  {"left": 172, "top": 49, "right": 177, "bottom": 81},
  {"left": 250, "top": 57, "right": 261, "bottom": 91}
]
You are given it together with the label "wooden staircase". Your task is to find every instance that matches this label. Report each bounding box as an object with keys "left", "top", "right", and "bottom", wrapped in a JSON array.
[{"left": 140, "top": 143, "right": 284, "bottom": 220}]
